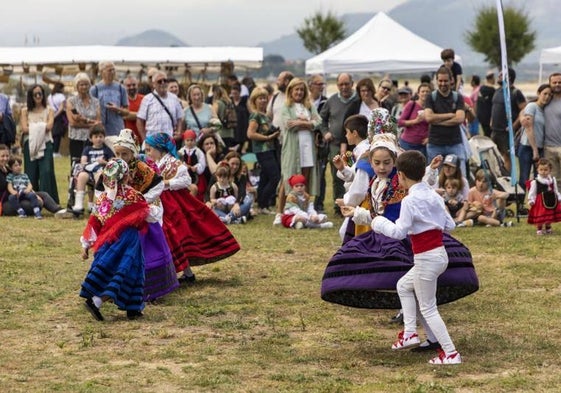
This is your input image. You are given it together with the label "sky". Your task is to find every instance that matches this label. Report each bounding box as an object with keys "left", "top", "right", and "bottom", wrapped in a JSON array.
[{"left": 1, "top": 0, "right": 408, "bottom": 47}]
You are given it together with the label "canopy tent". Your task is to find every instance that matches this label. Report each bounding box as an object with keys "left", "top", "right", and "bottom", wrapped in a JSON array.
[
  {"left": 539, "top": 45, "right": 561, "bottom": 83},
  {"left": 305, "top": 12, "right": 454, "bottom": 75},
  {"left": 0, "top": 45, "right": 263, "bottom": 84}
]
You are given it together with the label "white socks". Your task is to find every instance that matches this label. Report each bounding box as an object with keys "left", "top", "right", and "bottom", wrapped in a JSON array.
[{"left": 73, "top": 191, "right": 85, "bottom": 211}]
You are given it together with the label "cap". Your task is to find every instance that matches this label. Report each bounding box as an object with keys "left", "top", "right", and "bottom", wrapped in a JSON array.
[
  {"left": 183, "top": 129, "right": 197, "bottom": 140},
  {"left": 443, "top": 154, "right": 458, "bottom": 167},
  {"left": 397, "top": 87, "right": 412, "bottom": 95},
  {"left": 288, "top": 174, "right": 306, "bottom": 188}
]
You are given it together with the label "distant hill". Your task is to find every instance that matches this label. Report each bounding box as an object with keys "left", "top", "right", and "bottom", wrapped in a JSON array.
[
  {"left": 259, "top": 0, "right": 557, "bottom": 65},
  {"left": 116, "top": 29, "right": 188, "bottom": 47}
]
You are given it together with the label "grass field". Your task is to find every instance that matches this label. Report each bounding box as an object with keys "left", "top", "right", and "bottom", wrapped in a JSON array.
[{"left": 1, "top": 157, "right": 561, "bottom": 392}]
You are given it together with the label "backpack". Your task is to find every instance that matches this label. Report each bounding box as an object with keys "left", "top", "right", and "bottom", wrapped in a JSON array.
[
  {"left": 221, "top": 101, "right": 238, "bottom": 130},
  {"left": 432, "top": 90, "right": 459, "bottom": 110},
  {"left": 0, "top": 113, "right": 16, "bottom": 147}
]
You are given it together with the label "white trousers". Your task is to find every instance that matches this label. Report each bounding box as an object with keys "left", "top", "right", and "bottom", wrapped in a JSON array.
[{"left": 397, "top": 246, "right": 456, "bottom": 354}]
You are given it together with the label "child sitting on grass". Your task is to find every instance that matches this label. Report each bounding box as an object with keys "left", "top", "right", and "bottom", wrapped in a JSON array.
[
  {"left": 281, "top": 174, "right": 333, "bottom": 229},
  {"left": 459, "top": 169, "right": 511, "bottom": 227},
  {"left": 208, "top": 163, "right": 245, "bottom": 224},
  {"left": 6, "top": 157, "right": 42, "bottom": 219},
  {"left": 443, "top": 178, "right": 467, "bottom": 224}
]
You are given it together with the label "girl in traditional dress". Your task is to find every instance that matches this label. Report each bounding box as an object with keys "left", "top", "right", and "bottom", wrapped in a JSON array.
[
  {"left": 80, "top": 159, "right": 149, "bottom": 321},
  {"left": 112, "top": 128, "right": 179, "bottom": 301},
  {"left": 527, "top": 158, "right": 561, "bottom": 235},
  {"left": 144, "top": 133, "right": 240, "bottom": 282}
]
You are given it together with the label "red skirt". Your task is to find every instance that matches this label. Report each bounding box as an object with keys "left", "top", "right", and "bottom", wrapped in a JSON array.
[
  {"left": 528, "top": 195, "right": 561, "bottom": 225},
  {"left": 160, "top": 188, "right": 240, "bottom": 269}
]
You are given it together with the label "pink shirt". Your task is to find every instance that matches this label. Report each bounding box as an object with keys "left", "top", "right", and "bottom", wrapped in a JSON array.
[{"left": 398, "top": 101, "right": 428, "bottom": 145}]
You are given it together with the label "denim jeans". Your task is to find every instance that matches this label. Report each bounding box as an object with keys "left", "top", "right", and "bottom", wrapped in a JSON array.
[
  {"left": 427, "top": 143, "right": 467, "bottom": 178},
  {"left": 517, "top": 144, "right": 542, "bottom": 191},
  {"left": 399, "top": 138, "right": 427, "bottom": 159},
  {"left": 397, "top": 246, "right": 456, "bottom": 354}
]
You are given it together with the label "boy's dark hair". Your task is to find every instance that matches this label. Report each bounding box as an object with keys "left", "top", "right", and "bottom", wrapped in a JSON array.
[
  {"left": 440, "top": 48, "right": 455, "bottom": 60},
  {"left": 89, "top": 124, "right": 106, "bottom": 138},
  {"left": 7, "top": 156, "right": 23, "bottom": 168},
  {"left": 343, "top": 114, "right": 369, "bottom": 139},
  {"left": 396, "top": 151, "right": 426, "bottom": 181}
]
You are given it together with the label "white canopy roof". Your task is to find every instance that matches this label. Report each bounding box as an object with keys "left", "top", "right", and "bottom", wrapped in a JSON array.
[
  {"left": 539, "top": 45, "right": 561, "bottom": 83},
  {"left": 0, "top": 45, "right": 263, "bottom": 75},
  {"left": 305, "top": 12, "right": 450, "bottom": 75}
]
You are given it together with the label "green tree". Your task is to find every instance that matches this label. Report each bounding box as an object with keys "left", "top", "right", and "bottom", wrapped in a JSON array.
[
  {"left": 297, "top": 11, "right": 346, "bottom": 55},
  {"left": 465, "top": 5, "right": 536, "bottom": 67}
]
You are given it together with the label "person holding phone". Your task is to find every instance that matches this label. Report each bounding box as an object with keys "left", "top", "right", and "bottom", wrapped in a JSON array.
[{"left": 67, "top": 73, "right": 101, "bottom": 163}]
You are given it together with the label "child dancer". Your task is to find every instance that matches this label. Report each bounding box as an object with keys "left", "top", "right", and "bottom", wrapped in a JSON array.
[
  {"left": 178, "top": 129, "right": 206, "bottom": 198},
  {"left": 80, "top": 159, "right": 149, "bottom": 321},
  {"left": 6, "top": 157, "right": 43, "bottom": 219},
  {"left": 527, "top": 158, "right": 561, "bottom": 235},
  {"left": 372, "top": 150, "right": 461, "bottom": 365},
  {"left": 281, "top": 174, "right": 333, "bottom": 229},
  {"left": 144, "top": 133, "right": 240, "bottom": 280}
]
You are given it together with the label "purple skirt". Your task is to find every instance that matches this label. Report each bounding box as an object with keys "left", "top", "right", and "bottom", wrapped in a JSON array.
[
  {"left": 141, "top": 223, "right": 179, "bottom": 302},
  {"left": 321, "top": 231, "right": 479, "bottom": 309}
]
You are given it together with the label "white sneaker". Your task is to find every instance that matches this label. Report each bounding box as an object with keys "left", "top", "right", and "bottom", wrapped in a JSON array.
[
  {"left": 319, "top": 222, "right": 334, "bottom": 229},
  {"left": 429, "top": 350, "right": 462, "bottom": 365},
  {"left": 391, "top": 331, "right": 420, "bottom": 350},
  {"left": 294, "top": 222, "right": 304, "bottom": 230},
  {"left": 273, "top": 213, "right": 282, "bottom": 226}
]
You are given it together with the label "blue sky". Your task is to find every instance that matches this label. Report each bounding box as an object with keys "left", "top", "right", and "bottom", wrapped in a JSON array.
[{"left": 1, "top": 0, "right": 407, "bottom": 47}]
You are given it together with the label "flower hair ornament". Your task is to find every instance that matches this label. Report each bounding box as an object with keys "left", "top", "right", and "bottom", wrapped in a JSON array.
[
  {"left": 102, "top": 158, "right": 129, "bottom": 201},
  {"left": 367, "top": 107, "right": 397, "bottom": 141}
]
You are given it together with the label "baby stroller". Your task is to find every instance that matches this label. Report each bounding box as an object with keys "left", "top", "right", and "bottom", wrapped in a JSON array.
[{"left": 468, "top": 135, "right": 525, "bottom": 220}]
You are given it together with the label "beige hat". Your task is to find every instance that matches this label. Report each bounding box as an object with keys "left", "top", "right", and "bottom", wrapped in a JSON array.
[{"left": 113, "top": 129, "right": 138, "bottom": 155}]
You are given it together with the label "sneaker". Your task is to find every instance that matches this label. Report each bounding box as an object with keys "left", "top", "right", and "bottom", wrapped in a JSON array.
[
  {"left": 319, "top": 221, "right": 334, "bottom": 229},
  {"left": 294, "top": 221, "right": 304, "bottom": 230},
  {"left": 220, "top": 216, "right": 232, "bottom": 224},
  {"left": 500, "top": 221, "right": 513, "bottom": 227},
  {"left": 240, "top": 215, "right": 247, "bottom": 224},
  {"left": 17, "top": 208, "right": 26, "bottom": 218},
  {"left": 546, "top": 228, "right": 553, "bottom": 235},
  {"left": 54, "top": 209, "right": 74, "bottom": 219},
  {"left": 389, "top": 310, "right": 403, "bottom": 324},
  {"left": 178, "top": 273, "right": 196, "bottom": 284},
  {"left": 411, "top": 339, "right": 441, "bottom": 352},
  {"left": 537, "top": 230, "right": 544, "bottom": 236},
  {"left": 53, "top": 152, "right": 62, "bottom": 158},
  {"left": 429, "top": 349, "right": 462, "bottom": 365},
  {"left": 460, "top": 219, "right": 474, "bottom": 227},
  {"left": 84, "top": 298, "right": 104, "bottom": 321},
  {"left": 34, "top": 213, "right": 43, "bottom": 220},
  {"left": 273, "top": 213, "right": 282, "bottom": 226},
  {"left": 391, "top": 331, "right": 420, "bottom": 350}
]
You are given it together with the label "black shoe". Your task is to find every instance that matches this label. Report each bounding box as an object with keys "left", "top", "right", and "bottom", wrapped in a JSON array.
[
  {"left": 178, "top": 273, "right": 196, "bottom": 284},
  {"left": 84, "top": 298, "right": 104, "bottom": 321},
  {"left": 389, "top": 311, "right": 403, "bottom": 324},
  {"left": 410, "top": 340, "right": 441, "bottom": 352},
  {"left": 126, "top": 310, "right": 144, "bottom": 320}
]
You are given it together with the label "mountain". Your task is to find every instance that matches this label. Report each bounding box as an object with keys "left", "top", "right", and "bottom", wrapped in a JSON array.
[
  {"left": 260, "top": 0, "right": 556, "bottom": 66},
  {"left": 115, "top": 29, "right": 188, "bottom": 47}
]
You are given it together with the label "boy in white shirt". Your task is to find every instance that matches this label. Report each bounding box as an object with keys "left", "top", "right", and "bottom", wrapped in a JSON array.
[{"left": 372, "top": 150, "right": 462, "bottom": 365}]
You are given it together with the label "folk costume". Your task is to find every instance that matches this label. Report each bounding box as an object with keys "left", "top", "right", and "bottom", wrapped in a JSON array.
[
  {"left": 80, "top": 159, "right": 149, "bottom": 320},
  {"left": 113, "top": 129, "right": 179, "bottom": 302},
  {"left": 527, "top": 174, "right": 561, "bottom": 225},
  {"left": 145, "top": 133, "right": 240, "bottom": 268}
]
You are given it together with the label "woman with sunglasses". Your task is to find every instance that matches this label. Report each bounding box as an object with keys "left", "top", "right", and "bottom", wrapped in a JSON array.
[{"left": 19, "top": 84, "right": 59, "bottom": 203}]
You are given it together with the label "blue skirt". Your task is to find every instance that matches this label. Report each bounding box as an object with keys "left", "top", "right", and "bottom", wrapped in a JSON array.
[{"left": 80, "top": 227, "right": 145, "bottom": 311}]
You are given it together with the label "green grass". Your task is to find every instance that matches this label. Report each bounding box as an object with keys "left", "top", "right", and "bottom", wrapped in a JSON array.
[{"left": 1, "top": 157, "right": 561, "bottom": 392}]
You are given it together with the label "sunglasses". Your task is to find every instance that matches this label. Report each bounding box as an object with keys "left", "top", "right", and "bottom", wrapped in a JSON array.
[
  {"left": 33, "top": 92, "right": 43, "bottom": 97},
  {"left": 156, "top": 79, "right": 168, "bottom": 85},
  {"left": 380, "top": 86, "right": 391, "bottom": 91}
]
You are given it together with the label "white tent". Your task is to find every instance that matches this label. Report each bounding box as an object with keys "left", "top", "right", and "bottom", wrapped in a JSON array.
[
  {"left": 539, "top": 45, "right": 561, "bottom": 83},
  {"left": 305, "top": 12, "right": 452, "bottom": 75}
]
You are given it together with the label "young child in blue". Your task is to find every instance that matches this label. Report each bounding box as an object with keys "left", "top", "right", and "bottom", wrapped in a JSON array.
[
  {"left": 72, "top": 124, "right": 114, "bottom": 212},
  {"left": 6, "top": 157, "right": 42, "bottom": 219},
  {"left": 372, "top": 150, "right": 461, "bottom": 365}
]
